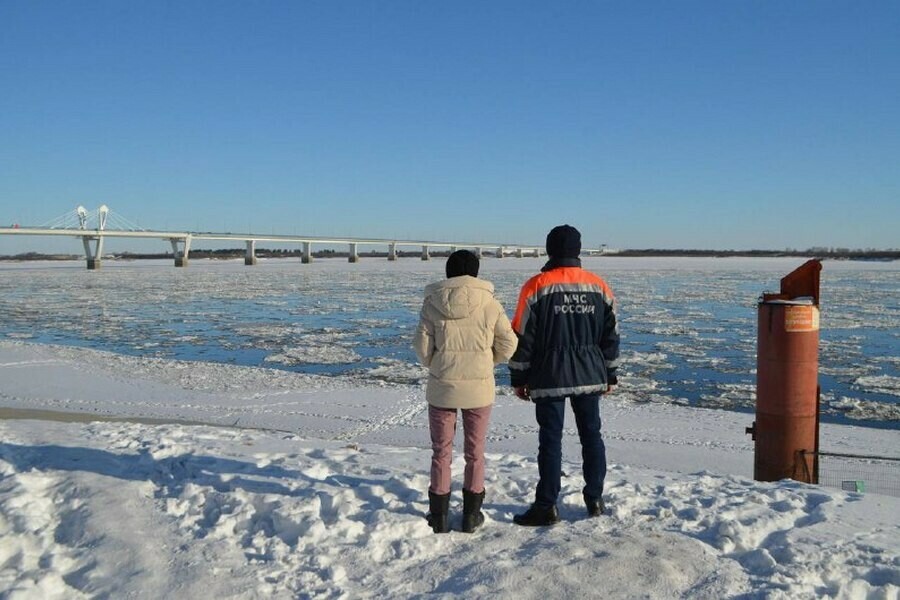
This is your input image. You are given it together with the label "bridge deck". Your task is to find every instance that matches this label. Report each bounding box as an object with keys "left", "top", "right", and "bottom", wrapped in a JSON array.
[{"left": 0, "top": 227, "right": 604, "bottom": 252}]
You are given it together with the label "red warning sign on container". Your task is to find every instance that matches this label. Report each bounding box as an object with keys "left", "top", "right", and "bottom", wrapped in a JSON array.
[{"left": 785, "top": 306, "right": 820, "bottom": 332}]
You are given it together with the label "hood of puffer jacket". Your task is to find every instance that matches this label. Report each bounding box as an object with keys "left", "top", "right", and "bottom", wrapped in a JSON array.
[{"left": 423, "top": 275, "right": 494, "bottom": 320}]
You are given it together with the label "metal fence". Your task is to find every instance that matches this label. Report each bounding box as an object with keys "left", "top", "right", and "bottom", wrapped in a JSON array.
[{"left": 808, "top": 451, "right": 900, "bottom": 498}]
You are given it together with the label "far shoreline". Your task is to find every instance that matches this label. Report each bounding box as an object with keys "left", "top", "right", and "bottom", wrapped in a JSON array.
[{"left": 2, "top": 248, "right": 898, "bottom": 262}]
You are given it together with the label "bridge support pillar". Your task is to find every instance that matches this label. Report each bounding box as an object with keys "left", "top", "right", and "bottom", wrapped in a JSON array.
[
  {"left": 421, "top": 245, "right": 430, "bottom": 261},
  {"left": 302, "top": 242, "right": 313, "bottom": 264},
  {"left": 348, "top": 243, "right": 359, "bottom": 263},
  {"left": 245, "top": 240, "right": 257, "bottom": 266},
  {"left": 496, "top": 246, "right": 504, "bottom": 259},
  {"left": 82, "top": 236, "right": 104, "bottom": 270},
  {"left": 170, "top": 236, "right": 191, "bottom": 267},
  {"left": 516, "top": 248, "right": 524, "bottom": 258},
  {"left": 475, "top": 247, "right": 482, "bottom": 259},
  {"left": 388, "top": 242, "right": 397, "bottom": 261}
]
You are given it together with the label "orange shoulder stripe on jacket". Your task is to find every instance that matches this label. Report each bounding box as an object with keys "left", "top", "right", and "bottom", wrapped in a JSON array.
[
  {"left": 510, "top": 267, "right": 614, "bottom": 333},
  {"left": 510, "top": 272, "right": 542, "bottom": 333}
]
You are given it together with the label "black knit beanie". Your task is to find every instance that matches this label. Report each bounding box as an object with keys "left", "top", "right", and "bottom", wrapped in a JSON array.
[
  {"left": 546, "top": 224, "right": 582, "bottom": 259},
  {"left": 446, "top": 249, "right": 480, "bottom": 278}
]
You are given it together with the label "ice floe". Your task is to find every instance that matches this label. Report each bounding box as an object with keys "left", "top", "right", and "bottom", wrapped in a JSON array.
[{"left": 0, "top": 258, "right": 896, "bottom": 428}]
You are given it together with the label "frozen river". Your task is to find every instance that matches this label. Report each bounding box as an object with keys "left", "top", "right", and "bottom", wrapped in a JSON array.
[{"left": 1, "top": 256, "right": 898, "bottom": 429}]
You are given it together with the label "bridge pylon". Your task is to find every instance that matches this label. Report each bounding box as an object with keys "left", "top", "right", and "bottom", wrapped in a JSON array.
[
  {"left": 82, "top": 235, "right": 104, "bottom": 270},
  {"left": 245, "top": 240, "right": 257, "bottom": 266},
  {"left": 170, "top": 236, "right": 192, "bottom": 267}
]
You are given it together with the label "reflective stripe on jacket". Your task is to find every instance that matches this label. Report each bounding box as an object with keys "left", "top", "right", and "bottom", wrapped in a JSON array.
[{"left": 509, "top": 262, "right": 620, "bottom": 399}]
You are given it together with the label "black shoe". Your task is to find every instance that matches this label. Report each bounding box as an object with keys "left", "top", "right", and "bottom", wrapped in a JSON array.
[
  {"left": 584, "top": 494, "right": 605, "bottom": 517},
  {"left": 426, "top": 491, "right": 450, "bottom": 534},
  {"left": 513, "top": 504, "right": 560, "bottom": 527},
  {"left": 461, "top": 489, "right": 485, "bottom": 534}
]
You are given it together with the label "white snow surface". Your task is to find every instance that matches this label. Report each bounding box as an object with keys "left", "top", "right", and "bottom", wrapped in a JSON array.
[{"left": 1, "top": 340, "right": 898, "bottom": 599}]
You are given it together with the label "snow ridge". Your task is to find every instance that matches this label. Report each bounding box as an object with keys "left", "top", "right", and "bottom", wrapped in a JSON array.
[{"left": 2, "top": 420, "right": 897, "bottom": 599}]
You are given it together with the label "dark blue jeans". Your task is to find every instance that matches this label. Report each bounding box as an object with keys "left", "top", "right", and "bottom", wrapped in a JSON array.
[{"left": 534, "top": 394, "right": 606, "bottom": 508}]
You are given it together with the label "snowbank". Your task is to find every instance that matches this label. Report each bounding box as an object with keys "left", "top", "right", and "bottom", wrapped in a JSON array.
[{"left": 1, "top": 341, "right": 898, "bottom": 598}]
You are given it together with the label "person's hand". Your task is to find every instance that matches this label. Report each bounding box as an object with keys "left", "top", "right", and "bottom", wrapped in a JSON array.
[
  {"left": 606, "top": 384, "right": 616, "bottom": 394},
  {"left": 514, "top": 386, "right": 531, "bottom": 401}
]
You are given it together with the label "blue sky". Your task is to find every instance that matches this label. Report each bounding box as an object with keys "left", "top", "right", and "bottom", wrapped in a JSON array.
[{"left": 1, "top": 1, "right": 898, "bottom": 253}]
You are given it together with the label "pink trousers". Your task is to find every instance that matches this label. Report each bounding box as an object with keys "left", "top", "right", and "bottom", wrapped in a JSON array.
[{"left": 428, "top": 404, "right": 492, "bottom": 495}]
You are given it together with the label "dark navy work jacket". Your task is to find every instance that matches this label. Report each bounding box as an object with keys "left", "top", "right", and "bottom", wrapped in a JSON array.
[{"left": 509, "top": 259, "right": 620, "bottom": 399}]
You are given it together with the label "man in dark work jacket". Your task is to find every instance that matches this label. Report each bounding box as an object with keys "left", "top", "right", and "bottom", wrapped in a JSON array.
[{"left": 509, "top": 224, "right": 621, "bottom": 526}]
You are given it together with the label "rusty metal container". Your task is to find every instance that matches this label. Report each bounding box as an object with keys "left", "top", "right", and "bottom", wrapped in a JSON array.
[{"left": 748, "top": 260, "right": 822, "bottom": 483}]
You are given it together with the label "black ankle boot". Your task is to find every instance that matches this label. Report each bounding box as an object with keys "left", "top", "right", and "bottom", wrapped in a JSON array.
[
  {"left": 584, "top": 493, "right": 606, "bottom": 517},
  {"left": 426, "top": 491, "right": 450, "bottom": 533},
  {"left": 461, "top": 489, "right": 485, "bottom": 533},
  {"left": 513, "top": 503, "right": 560, "bottom": 527}
]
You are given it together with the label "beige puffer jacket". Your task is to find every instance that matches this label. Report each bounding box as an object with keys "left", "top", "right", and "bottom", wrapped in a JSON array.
[{"left": 413, "top": 275, "right": 518, "bottom": 409}]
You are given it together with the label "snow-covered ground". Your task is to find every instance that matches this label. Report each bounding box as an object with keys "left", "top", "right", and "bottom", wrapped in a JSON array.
[{"left": 1, "top": 340, "right": 898, "bottom": 599}]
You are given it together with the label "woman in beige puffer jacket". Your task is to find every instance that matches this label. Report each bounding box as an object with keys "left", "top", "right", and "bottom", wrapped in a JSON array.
[{"left": 413, "top": 250, "right": 517, "bottom": 533}]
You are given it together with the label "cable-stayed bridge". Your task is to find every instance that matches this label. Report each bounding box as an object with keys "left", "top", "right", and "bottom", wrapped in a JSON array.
[{"left": 1, "top": 206, "right": 605, "bottom": 270}]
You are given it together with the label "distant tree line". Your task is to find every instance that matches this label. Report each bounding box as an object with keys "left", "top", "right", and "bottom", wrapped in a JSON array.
[
  {"left": 3, "top": 247, "right": 898, "bottom": 261},
  {"left": 613, "top": 248, "right": 900, "bottom": 260}
]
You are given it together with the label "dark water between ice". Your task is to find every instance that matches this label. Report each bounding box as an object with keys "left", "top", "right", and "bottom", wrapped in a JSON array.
[{"left": 1, "top": 257, "right": 897, "bottom": 429}]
